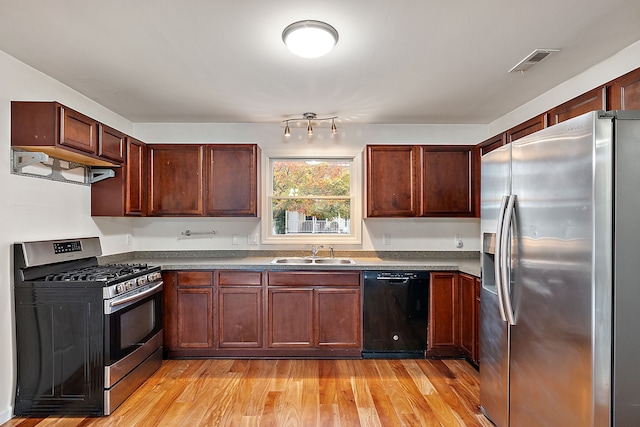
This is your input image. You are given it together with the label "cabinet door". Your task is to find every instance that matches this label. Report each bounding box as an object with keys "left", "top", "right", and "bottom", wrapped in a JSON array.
[
  {"left": 479, "top": 133, "right": 506, "bottom": 156},
  {"left": 91, "top": 137, "right": 146, "bottom": 216},
  {"left": 548, "top": 86, "right": 606, "bottom": 125},
  {"left": 218, "top": 287, "right": 262, "bottom": 348},
  {"left": 59, "top": 106, "right": 98, "bottom": 154},
  {"left": 608, "top": 68, "right": 640, "bottom": 110},
  {"left": 176, "top": 287, "right": 214, "bottom": 348},
  {"left": 163, "top": 271, "right": 214, "bottom": 351},
  {"left": 217, "top": 270, "right": 263, "bottom": 349},
  {"left": 149, "top": 144, "right": 205, "bottom": 216},
  {"left": 428, "top": 272, "right": 459, "bottom": 355},
  {"left": 315, "top": 288, "right": 361, "bottom": 348},
  {"left": 459, "top": 273, "right": 476, "bottom": 361},
  {"left": 366, "top": 145, "right": 419, "bottom": 217},
  {"left": 268, "top": 288, "right": 314, "bottom": 348},
  {"left": 205, "top": 145, "right": 258, "bottom": 216},
  {"left": 420, "top": 146, "right": 478, "bottom": 217},
  {"left": 506, "top": 114, "right": 546, "bottom": 143},
  {"left": 125, "top": 137, "right": 146, "bottom": 216},
  {"left": 98, "top": 124, "right": 125, "bottom": 163}
]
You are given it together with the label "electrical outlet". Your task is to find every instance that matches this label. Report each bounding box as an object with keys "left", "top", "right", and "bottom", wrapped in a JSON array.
[
  {"left": 247, "top": 234, "right": 259, "bottom": 245},
  {"left": 232, "top": 234, "right": 239, "bottom": 245},
  {"left": 455, "top": 234, "right": 463, "bottom": 249},
  {"left": 383, "top": 234, "right": 391, "bottom": 245},
  {"left": 125, "top": 234, "right": 132, "bottom": 245}
]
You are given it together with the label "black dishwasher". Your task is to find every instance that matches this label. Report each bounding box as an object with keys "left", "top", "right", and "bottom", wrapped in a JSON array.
[{"left": 363, "top": 271, "right": 429, "bottom": 358}]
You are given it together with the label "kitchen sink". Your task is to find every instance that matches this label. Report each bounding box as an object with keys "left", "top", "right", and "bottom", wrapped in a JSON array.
[{"left": 270, "top": 257, "right": 355, "bottom": 265}]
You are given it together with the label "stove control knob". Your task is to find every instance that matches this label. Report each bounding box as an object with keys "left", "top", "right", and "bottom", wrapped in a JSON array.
[
  {"left": 137, "top": 276, "right": 148, "bottom": 286},
  {"left": 149, "top": 272, "right": 161, "bottom": 282},
  {"left": 116, "top": 284, "right": 125, "bottom": 294},
  {"left": 125, "top": 280, "right": 134, "bottom": 291}
]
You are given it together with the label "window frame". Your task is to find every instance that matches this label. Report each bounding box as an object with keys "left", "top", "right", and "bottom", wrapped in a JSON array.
[{"left": 261, "top": 153, "right": 362, "bottom": 245}]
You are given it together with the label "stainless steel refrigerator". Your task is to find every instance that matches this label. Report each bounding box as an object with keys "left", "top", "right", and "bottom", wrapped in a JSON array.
[{"left": 480, "top": 110, "right": 640, "bottom": 426}]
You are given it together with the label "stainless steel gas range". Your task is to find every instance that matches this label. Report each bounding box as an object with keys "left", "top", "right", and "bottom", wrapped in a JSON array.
[{"left": 13, "top": 237, "right": 163, "bottom": 416}]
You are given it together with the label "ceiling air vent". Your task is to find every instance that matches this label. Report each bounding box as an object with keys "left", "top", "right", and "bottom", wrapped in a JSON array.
[{"left": 509, "top": 48, "right": 560, "bottom": 73}]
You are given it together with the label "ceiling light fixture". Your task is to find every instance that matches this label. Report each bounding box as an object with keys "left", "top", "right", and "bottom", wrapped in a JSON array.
[
  {"left": 282, "top": 113, "right": 338, "bottom": 137},
  {"left": 282, "top": 20, "right": 339, "bottom": 58}
]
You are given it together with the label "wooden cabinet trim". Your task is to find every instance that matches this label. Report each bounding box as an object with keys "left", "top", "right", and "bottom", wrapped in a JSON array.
[
  {"left": 176, "top": 271, "right": 213, "bottom": 286},
  {"left": 218, "top": 270, "right": 262, "bottom": 286},
  {"left": 267, "top": 271, "right": 361, "bottom": 287}
]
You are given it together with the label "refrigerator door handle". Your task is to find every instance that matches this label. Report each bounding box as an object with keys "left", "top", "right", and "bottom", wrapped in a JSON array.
[
  {"left": 494, "top": 195, "right": 508, "bottom": 322},
  {"left": 501, "top": 194, "right": 517, "bottom": 325}
]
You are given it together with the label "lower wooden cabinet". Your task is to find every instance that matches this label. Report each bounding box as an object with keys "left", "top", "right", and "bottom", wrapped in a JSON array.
[
  {"left": 163, "top": 271, "right": 215, "bottom": 357},
  {"left": 267, "top": 271, "right": 362, "bottom": 355},
  {"left": 268, "top": 288, "right": 314, "bottom": 348},
  {"left": 428, "top": 271, "right": 481, "bottom": 365},
  {"left": 427, "top": 272, "right": 460, "bottom": 356},
  {"left": 459, "top": 273, "right": 479, "bottom": 364},
  {"left": 217, "top": 271, "right": 263, "bottom": 348},
  {"left": 164, "top": 269, "right": 362, "bottom": 358}
]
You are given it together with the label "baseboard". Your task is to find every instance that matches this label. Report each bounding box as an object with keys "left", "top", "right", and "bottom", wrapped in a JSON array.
[{"left": 0, "top": 407, "right": 14, "bottom": 425}]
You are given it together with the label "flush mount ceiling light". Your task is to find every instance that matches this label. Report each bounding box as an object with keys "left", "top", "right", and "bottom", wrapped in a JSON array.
[
  {"left": 282, "top": 20, "right": 339, "bottom": 58},
  {"left": 283, "top": 112, "right": 338, "bottom": 137}
]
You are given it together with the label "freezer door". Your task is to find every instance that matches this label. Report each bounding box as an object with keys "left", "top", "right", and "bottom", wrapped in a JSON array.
[
  {"left": 509, "top": 112, "right": 601, "bottom": 426},
  {"left": 479, "top": 144, "right": 511, "bottom": 427}
]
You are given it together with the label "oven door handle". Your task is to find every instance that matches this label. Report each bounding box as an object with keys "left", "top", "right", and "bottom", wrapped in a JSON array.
[{"left": 108, "top": 281, "right": 163, "bottom": 309}]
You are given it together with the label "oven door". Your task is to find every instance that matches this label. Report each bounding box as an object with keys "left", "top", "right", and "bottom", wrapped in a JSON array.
[{"left": 104, "top": 281, "right": 163, "bottom": 367}]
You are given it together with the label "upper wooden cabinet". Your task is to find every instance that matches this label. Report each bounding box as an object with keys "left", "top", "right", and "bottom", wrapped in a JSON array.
[
  {"left": 547, "top": 86, "right": 606, "bottom": 125},
  {"left": 98, "top": 124, "right": 125, "bottom": 164},
  {"left": 506, "top": 114, "right": 547, "bottom": 143},
  {"left": 148, "top": 144, "right": 205, "bottom": 216},
  {"left": 365, "top": 145, "right": 478, "bottom": 218},
  {"left": 478, "top": 133, "right": 506, "bottom": 156},
  {"left": 420, "top": 145, "right": 478, "bottom": 217},
  {"left": 147, "top": 144, "right": 259, "bottom": 217},
  {"left": 92, "top": 137, "right": 147, "bottom": 216},
  {"left": 11, "top": 101, "right": 117, "bottom": 167},
  {"left": 608, "top": 68, "right": 640, "bottom": 110},
  {"left": 366, "top": 145, "right": 419, "bottom": 217},
  {"left": 205, "top": 144, "right": 259, "bottom": 216}
]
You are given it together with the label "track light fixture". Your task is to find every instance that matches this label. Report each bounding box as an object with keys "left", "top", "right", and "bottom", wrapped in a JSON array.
[{"left": 282, "top": 113, "right": 338, "bottom": 137}]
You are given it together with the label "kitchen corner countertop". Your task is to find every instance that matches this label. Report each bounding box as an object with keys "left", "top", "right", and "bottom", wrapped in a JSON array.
[{"left": 101, "top": 251, "right": 481, "bottom": 277}]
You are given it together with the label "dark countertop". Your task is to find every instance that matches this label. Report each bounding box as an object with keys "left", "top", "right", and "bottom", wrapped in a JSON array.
[{"left": 101, "top": 250, "right": 481, "bottom": 277}]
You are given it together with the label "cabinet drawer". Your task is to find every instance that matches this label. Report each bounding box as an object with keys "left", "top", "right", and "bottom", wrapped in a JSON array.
[
  {"left": 176, "top": 271, "right": 213, "bottom": 286},
  {"left": 218, "top": 270, "right": 262, "bottom": 286},
  {"left": 268, "top": 271, "right": 361, "bottom": 287}
]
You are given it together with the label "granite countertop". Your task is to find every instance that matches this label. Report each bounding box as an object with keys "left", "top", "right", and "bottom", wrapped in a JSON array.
[{"left": 101, "top": 251, "right": 481, "bottom": 277}]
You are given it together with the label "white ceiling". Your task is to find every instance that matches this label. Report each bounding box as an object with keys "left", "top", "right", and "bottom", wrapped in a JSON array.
[{"left": 1, "top": 0, "right": 639, "bottom": 125}]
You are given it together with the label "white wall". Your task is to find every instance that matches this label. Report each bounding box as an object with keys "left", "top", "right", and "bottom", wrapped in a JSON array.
[
  {"left": 1, "top": 37, "right": 640, "bottom": 422},
  {"left": 0, "top": 51, "right": 136, "bottom": 423},
  {"left": 488, "top": 40, "right": 640, "bottom": 135},
  {"left": 132, "top": 121, "right": 485, "bottom": 252}
]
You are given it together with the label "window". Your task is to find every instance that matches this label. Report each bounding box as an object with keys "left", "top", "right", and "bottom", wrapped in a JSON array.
[{"left": 262, "top": 156, "right": 361, "bottom": 244}]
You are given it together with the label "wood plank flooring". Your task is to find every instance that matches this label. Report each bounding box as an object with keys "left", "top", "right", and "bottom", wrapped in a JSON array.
[{"left": 3, "top": 359, "right": 492, "bottom": 427}]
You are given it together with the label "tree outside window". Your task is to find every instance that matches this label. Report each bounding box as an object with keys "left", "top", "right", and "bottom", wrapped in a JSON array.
[{"left": 271, "top": 159, "right": 351, "bottom": 235}]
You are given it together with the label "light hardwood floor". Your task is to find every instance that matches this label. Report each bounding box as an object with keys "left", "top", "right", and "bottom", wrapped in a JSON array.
[{"left": 4, "top": 359, "right": 492, "bottom": 427}]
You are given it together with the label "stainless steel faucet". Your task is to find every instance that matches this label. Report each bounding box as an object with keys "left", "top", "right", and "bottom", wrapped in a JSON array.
[{"left": 311, "top": 245, "right": 324, "bottom": 259}]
